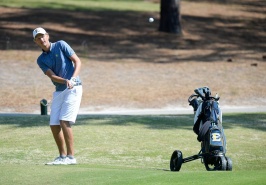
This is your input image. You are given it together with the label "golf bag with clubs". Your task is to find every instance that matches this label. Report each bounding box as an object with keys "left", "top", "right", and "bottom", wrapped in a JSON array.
[{"left": 170, "top": 87, "right": 232, "bottom": 171}]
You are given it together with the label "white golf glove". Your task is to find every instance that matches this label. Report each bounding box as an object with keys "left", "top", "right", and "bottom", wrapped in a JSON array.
[{"left": 69, "top": 77, "right": 77, "bottom": 86}]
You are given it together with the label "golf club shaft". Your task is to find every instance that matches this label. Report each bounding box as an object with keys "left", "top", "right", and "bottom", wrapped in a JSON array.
[{"left": 43, "top": 88, "right": 68, "bottom": 106}]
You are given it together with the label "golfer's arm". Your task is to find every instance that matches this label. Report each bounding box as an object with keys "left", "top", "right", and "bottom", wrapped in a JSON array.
[
  {"left": 45, "top": 69, "right": 67, "bottom": 84},
  {"left": 69, "top": 53, "right": 81, "bottom": 78},
  {"left": 45, "top": 53, "right": 81, "bottom": 83}
]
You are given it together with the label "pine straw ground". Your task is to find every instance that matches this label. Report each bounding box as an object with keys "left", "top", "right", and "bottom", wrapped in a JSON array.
[{"left": 0, "top": 0, "right": 265, "bottom": 113}]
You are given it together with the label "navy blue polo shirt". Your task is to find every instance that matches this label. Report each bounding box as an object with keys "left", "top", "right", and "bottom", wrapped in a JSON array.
[{"left": 37, "top": 40, "right": 80, "bottom": 91}]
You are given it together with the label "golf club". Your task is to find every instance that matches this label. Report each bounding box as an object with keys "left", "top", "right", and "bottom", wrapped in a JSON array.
[{"left": 40, "top": 88, "right": 68, "bottom": 106}]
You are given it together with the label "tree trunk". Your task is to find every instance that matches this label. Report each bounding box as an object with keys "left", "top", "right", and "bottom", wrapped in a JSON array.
[{"left": 159, "top": 0, "right": 182, "bottom": 34}]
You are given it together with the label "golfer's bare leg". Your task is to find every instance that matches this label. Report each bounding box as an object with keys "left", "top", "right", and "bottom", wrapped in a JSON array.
[
  {"left": 50, "top": 125, "right": 66, "bottom": 156},
  {"left": 60, "top": 120, "right": 74, "bottom": 156}
]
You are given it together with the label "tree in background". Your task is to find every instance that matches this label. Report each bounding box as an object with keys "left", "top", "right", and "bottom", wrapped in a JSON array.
[{"left": 159, "top": 0, "right": 182, "bottom": 34}]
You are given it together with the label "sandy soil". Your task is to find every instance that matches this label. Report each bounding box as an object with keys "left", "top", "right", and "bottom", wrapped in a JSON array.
[{"left": 0, "top": 0, "right": 265, "bottom": 113}]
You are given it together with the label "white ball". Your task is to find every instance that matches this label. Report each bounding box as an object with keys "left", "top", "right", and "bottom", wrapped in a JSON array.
[{"left": 149, "top": 17, "right": 154, "bottom": 23}]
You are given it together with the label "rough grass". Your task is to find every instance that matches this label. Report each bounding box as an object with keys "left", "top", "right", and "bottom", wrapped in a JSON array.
[{"left": 0, "top": 0, "right": 159, "bottom": 11}]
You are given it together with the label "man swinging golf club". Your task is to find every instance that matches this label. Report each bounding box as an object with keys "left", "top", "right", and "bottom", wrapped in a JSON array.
[{"left": 33, "top": 27, "right": 83, "bottom": 165}]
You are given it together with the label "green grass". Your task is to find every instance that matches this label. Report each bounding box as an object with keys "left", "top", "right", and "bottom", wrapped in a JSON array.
[
  {"left": 0, "top": 113, "right": 266, "bottom": 184},
  {"left": 0, "top": 0, "right": 159, "bottom": 12}
]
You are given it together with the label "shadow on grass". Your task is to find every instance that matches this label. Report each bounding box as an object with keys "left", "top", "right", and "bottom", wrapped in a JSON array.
[
  {"left": 0, "top": 1, "right": 265, "bottom": 62},
  {"left": 223, "top": 113, "right": 266, "bottom": 131},
  {"left": 0, "top": 113, "right": 265, "bottom": 132},
  {"left": 0, "top": 114, "right": 49, "bottom": 127},
  {"left": 77, "top": 114, "right": 194, "bottom": 131},
  {"left": 76, "top": 113, "right": 266, "bottom": 132}
]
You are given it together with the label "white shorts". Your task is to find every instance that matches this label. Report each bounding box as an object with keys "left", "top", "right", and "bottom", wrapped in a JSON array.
[{"left": 50, "top": 86, "right": 82, "bottom": 125}]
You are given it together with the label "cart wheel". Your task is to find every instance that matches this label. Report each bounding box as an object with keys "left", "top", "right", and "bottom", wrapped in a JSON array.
[
  {"left": 170, "top": 150, "right": 183, "bottom": 171},
  {"left": 219, "top": 156, "right": 227, "bottom": 171},
  {"left": 204, "top": 156, "right": 227, "bottom": 171},
  {"left": 225, "top": 156, "right": 233, "bottom": 171}
]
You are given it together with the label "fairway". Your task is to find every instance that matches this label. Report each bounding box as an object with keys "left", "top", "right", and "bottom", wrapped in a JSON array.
[{"left": 0, "top": 113, "right": 265, "bottom": 184}]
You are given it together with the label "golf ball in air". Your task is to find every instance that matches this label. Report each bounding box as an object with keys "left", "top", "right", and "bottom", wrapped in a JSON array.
[{"left": 149, "top": 17, "right": 154, "bottom": 22}]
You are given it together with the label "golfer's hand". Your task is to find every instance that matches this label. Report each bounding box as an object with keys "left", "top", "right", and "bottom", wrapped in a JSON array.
[
  {"left": 65, "top": 78, "right": 74, "bottom": 89},
  {"left": 70, "top": 77, "right": 78, "bottom": 85},
  {"left": 65, "top": 80, "right": 73, "bottom": 89}
]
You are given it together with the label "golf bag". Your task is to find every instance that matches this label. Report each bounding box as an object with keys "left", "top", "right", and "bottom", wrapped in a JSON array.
[
  {"left": 170, "top": 87, "right": 232, "bottom": 171},
  {"left": 190, "top": 87, "right": 226, "bottom": 151}
]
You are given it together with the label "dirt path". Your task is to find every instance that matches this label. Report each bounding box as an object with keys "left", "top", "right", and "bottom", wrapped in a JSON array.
[{"left": 0, "top": 1, "right": 265, "bottom": 113}]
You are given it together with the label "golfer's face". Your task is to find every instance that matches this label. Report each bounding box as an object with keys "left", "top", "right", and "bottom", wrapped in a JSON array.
[{"left": 34, "top": 34, "right": 49, "bottom": 48}]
